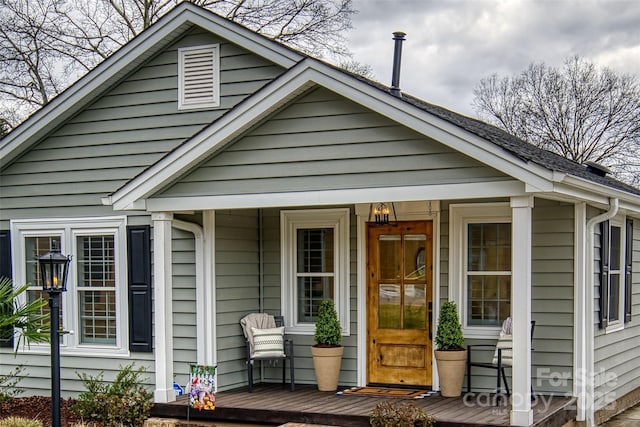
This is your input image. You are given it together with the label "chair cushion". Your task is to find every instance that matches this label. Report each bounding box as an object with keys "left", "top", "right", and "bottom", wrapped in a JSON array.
[
  {"left": 492, "top": 334, "right": 513, "bottom": 366},
  {"left": 251, "top": 326, "right": 285, "bottom": 358}
]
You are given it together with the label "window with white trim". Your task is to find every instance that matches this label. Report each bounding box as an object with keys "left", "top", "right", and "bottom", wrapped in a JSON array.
[
  {"left": 178, "top": 44, "right": 220, "bottom": 110},
  {"left": 281, "top": 209, "right": 350, "bottom": 334},
  {"left": 600, "top": 216, "right": 632, "bottom": 332},
  {"left": 450, "top": 203, "right": 512, "bottom": 336},
  {"left": 12, "top": 218, "right": 127, "bottom": 353}
]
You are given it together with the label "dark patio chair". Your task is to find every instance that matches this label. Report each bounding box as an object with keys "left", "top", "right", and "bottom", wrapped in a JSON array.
[
  {"left": 466, "top": 318, "right": 535, "bottom": 403},
  {"left": 241, "top": 313, "right": 294, "bottom": 392}
]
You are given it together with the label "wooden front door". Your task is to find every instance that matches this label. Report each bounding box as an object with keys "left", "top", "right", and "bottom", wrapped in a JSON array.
[{"left": 367, "top": 221, "right": 433, "bottom": 386}]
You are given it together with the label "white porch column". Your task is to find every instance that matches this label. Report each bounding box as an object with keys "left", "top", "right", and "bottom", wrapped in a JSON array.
[
  {"left": 152, "top": 212, "right": 175, "bottom": 403},
  {"left": 510, "top": 196, "right": 533, "bottom": 426}
]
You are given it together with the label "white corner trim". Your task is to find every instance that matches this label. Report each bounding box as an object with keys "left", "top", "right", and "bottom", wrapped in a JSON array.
[
  {"left": 153, "top": 212, "right": 175, "bottom": 403},
  {"left": 574, "top": 202, "right": 588, "bottom": 420}
]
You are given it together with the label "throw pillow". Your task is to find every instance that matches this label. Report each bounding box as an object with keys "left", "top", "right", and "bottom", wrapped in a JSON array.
[
  {"left": 251, "top": 326, "right": 285, "bottom": 359},
  {"left": 492, "top": 334, "right": 513, "bottom": 366}
]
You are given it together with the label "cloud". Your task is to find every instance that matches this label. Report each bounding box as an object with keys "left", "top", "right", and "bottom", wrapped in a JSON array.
[{"left": 349, "top": 0, "right": 640, "bottom": 116}]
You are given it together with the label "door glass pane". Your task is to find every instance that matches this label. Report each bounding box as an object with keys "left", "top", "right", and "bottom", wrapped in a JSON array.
[
  {"left": 379, "top": 284, "right": 401, "bottom": 328},
  {"left": 404, "top": 284, "right": 426, "bottom": 329},
  {"left": 379, "top": 235, "right": 400, "bottom": 280},
  {"left": 404, "top": 234, "right": 426, "bottom": 280}
]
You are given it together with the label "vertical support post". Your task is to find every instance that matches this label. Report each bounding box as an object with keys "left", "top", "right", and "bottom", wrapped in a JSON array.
[
  {"left": 510, "top": 196, "right": 533, "bottom": 426},
  {"left": 152, "top": 212, "right": 175, "bottom": 403},
  {"left": 49, "top": 291, "right": 61, "bottom": 427}
]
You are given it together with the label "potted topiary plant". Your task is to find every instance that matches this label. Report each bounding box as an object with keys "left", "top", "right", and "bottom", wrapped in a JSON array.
[
  {"left": 434, "top": 300, "right": 467, "bottom": 397},
  {"left": 311, "top": 299, "right": 343, "bottom": 391}
]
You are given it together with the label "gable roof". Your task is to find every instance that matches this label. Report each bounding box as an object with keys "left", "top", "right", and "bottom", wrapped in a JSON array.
[
  {"left": 0, "top": 2, "right": 303, "bottom": 168},
  {"left": 2, "top": 3, "right": 638, "bottom": 213},
  {"left": 104, "top": 56, "right": 640, "bottom": 213}
]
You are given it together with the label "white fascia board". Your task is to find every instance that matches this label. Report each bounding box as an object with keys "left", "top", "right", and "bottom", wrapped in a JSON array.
[
  {"left": 558, "top": 175, "right": 640, "bottom": 213},
  {"left": 145, "top": 180, "right": 525, "bottom": 211},
  {"left": 0, "top": 3, "right": 301, "bottom": 167}
]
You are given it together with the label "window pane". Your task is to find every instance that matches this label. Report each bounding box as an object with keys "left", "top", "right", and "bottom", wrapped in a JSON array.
[
  {"left": 610, "top": 226, "right": 621, "bottom": 270},
  {"left": 25, "top": 236, "right": 60, "bottom": 324},
  {"left": 404, "top": 284, "right": 426, "bottom": 329},
  {"left": 297, "top": 276, "right": 334, "bottom": 322},
  {"left": 80, "top": 290, "right": 116, "bottom": 344},
  {"left": 379, "top": 284, "right": 401, "bottom": 328},
  {"left": 609, "top": 274, "right": 620, "bottom": 322},
  {"left": 467, "top": 275, "right": 511, "bottom": 326},
  {"left": 468, "top": 223, "right": 511, "bottom": 271},
  {"left": 77, "top": 236, "right": 115, "bottom": 287},
  {"left": 77, "top": 235, "right": 116, "bottom": 344},
  {"left": 297, "top": 229, "right": 333, "bottom": 273}
]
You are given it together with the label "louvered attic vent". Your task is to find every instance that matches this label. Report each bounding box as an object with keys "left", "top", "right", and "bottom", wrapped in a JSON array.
[{"left": 178, "top": 44, "right": 220, "bottom": 109}]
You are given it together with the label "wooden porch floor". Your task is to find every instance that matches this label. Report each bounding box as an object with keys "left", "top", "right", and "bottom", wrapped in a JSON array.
[{"left": 151, "top": 384, "right": 576, "bottom": 427}]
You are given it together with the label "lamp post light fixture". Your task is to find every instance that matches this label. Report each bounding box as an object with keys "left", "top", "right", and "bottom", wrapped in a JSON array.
[{"left": 37, "top": 245, "right": 71, "bottom": 427}]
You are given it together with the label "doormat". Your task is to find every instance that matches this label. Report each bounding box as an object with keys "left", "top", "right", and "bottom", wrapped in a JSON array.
[{"left": 337, "top": 386, "right": 436, "bottom": 399}]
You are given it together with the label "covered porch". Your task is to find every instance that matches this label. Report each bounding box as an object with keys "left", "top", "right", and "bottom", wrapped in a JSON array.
[{"left": 151, "top": 384, "right": 576, "bottom": 427}]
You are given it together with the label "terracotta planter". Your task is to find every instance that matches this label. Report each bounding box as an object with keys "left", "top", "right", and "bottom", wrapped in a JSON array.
[
  {"left": 311, "top": 346, "right": 344, "bottom": 391},
  {"left": 434, "top": 349, "right": 468, "bottom": 397}
]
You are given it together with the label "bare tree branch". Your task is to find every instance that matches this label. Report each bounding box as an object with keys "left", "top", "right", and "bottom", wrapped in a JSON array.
[
  {"left": 0, "top": 0, "right": 355, "bottom": 128},
  {"left": 473, "top": 56, "right": 640, "bottom": 186}
]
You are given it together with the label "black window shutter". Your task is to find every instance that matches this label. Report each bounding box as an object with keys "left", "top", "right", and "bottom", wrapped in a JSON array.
[
  {"left": 599, "top": 221, "right": 610, "bottom": 329},
  {"left": 0, "top": 230, "right": 14, "bottom": 348},
  {"left": 127, "top": 225, "right": 153, "bottom": 352},
  {"left": 625, "top": 219, "right": 633, "bottom": 323}
]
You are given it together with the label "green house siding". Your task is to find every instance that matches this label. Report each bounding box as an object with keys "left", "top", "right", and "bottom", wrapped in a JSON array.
[
  {"left": 439, "top": 198, "right": 575, "bottom": 394},
  {"left": 172, "top": 227, "right": 199, "bottom": 388},
  {"left": 531, "top": 199, "right": 574, "bottom": 394},
  {"left": 158, "top": 87, "right": 509, "bottom": 198},
  {"left": 594, "top": 220, "right": 640, "bottom": 410},
  {"left": 0, "top": 25, "right": 285, "bottom": 222},
  {"left": 215, "top": 209, "right": 262, "bottom": 390}
]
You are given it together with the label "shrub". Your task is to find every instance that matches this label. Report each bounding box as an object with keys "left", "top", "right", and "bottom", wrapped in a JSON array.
[
  {"left": 313, "top": 299, "right": 342, "bottom": 347},
  {"left": 0, "top": 366, "right": 25, "bottom": 402},
  {"left": 434, "top": 300, "right": 464, "bottom": 351},
  {"left": 72, "top": 363, "right": 153, "bottom": 427},
  {"left": 0, "top": 417, "right": 43, "bottom": 427},
  {"left": 369, "top": 401, "right": 436, "bottom": 427}
]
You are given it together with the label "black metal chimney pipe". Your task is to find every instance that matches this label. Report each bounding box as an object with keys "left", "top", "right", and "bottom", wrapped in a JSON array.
[{"left": 390, "top": 31, "right": 406, "bottom": 96}]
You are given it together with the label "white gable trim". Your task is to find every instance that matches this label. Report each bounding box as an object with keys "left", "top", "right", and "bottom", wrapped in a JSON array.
[
  {"left": 145, "top": 180, "right": 526, "bottom": 211},
  {"left": 0, "top": 3, "right": 302, "bottom": 167},
  {"left": 105, "top": 59, "right": 563, "bottom": 211}
]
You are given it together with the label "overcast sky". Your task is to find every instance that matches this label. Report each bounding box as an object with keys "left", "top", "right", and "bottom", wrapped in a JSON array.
[{"left": 347, "top": 0, "right": 640, "bottom": 117}]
